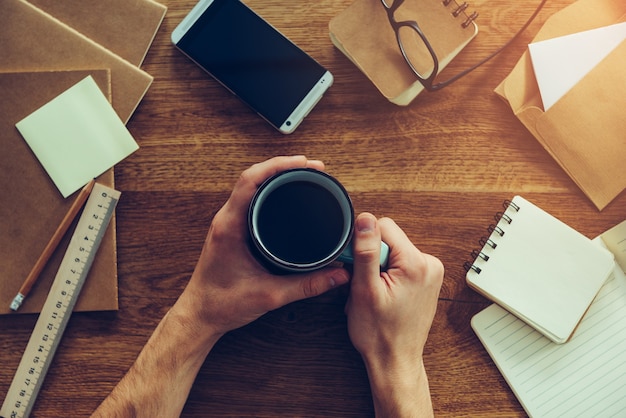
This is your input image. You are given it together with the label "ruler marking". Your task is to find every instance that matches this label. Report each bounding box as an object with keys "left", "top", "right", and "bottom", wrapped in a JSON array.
[{"left": 0, "top": 184, "right": 120, "bottom": 418}]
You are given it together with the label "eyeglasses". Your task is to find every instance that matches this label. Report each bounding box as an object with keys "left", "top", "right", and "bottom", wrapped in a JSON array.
[{"left": 381, "top": 0, "right": 547, "bottom": 92}]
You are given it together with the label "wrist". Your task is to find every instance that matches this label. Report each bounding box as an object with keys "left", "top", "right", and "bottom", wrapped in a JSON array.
[
  {"left": 362, "top": 354, "right": 433, "bottom": 418},
  {"left": 171, "top": 289, "right": 224, "bottom": 350},
  {"left": 363, "top": 354, "right": 424, "bottom": 397},
  {"left": 92, "top": 291, "right": 223, "bottom": 417}
]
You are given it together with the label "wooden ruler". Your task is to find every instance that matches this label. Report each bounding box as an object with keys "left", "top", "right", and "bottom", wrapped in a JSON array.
[{"left": 0, "top": 183, "right": 120, "bottom": 418}]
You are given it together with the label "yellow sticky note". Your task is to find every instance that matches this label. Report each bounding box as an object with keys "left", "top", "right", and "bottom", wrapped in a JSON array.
[{"left": 16, "top": 75, "right": 139, "bottom": 197}]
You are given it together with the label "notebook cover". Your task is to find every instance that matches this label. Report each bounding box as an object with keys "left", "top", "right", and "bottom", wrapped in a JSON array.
[
  {"left": 27, "top": 0, "right": 167, "bottom": 67},
  {"left": 0, "top": 70, "right": 118, "bottom": 315},
  {"left": 329, "top": 0, "right": 478, "bottom": 105},
  {"left": 0, "top": 0, "right": 153, "bottom": 123}
]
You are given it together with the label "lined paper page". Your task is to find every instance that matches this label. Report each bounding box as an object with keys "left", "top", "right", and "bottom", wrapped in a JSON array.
[
  {"left": 472, "top": 245, "right": 626, "bottom": 417},
  {"left": 601, "top": 220, "right": 626, "bottom": 272}
]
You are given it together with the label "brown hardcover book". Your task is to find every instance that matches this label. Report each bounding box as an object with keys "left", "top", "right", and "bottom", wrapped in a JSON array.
[
  {"left": 0, "top": 0, "right": 153, "bottom": 123},
  {"left": 27, "top": 0, "right": 167, "bottom": 67},
  {"left": 0, "top": 70, "right": 118, "bottom": 315},
  {"left": 329, "top": 0, "right": 478, "bottom": 105}
]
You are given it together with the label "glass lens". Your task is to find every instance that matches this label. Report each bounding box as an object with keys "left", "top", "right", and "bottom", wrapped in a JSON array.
[
  {"left": 397, "top": 25, "right": 436, "bottom": 80},
  {"left": 381, "top": 0, "right": 400, "bottom": 9}
]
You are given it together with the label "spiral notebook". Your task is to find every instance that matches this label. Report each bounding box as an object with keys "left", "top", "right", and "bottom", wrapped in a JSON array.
[
  {"left": 465, "top": 196, "right": 614, "bottom": 344},
  {"left": 329, "top": 0, "right": 478, "bottom": 105},
  {"left": 471, "top": 220, "right": 626, "bottom": 417}
]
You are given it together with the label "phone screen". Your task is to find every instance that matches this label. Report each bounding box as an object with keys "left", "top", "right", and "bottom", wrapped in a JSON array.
[{"left": 175, "top": 0, "right": 329, "bottom": 130}]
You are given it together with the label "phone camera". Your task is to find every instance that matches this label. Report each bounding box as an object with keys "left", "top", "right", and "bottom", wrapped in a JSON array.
[{"left": 286, "top": 121, "right": 292, "bottom": 126}]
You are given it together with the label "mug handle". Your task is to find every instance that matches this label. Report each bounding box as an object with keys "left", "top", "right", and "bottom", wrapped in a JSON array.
[{"left": 337, "top": 241, "right": 390, "bottom": 269}]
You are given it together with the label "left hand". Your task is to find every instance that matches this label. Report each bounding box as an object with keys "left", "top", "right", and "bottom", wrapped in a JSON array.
[{"left": 178, "top": 156, "right": 351, "bottom": 338}]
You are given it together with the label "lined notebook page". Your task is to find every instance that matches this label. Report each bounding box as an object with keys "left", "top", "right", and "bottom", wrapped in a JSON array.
[{"left": 472, "top": 236, "right": 626, "bottom": 417}]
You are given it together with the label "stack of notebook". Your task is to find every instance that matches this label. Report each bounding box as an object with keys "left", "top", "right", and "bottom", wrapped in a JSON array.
[
  {"left": 467, "top": 196, "right": 626, "bottom": 416},
  {"left": 0, "top": 0, "right": 166, "bottom": 314}
]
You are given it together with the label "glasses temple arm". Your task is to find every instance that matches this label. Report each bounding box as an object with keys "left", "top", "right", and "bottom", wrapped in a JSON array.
[{"left": 431, "top": 0, "right": 548, "bottom": 91}]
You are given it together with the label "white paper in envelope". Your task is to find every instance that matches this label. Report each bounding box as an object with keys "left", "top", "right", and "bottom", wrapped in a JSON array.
[{"left": 528, "top": 22, "right": 626, "bottom": 111}]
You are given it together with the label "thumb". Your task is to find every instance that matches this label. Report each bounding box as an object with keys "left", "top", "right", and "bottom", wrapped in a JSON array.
[
  {"left": 352, "top": 213, "right": 382, "bottom": 286},
  {"left": 279, "top": 267, "right": 350, "bottom": 303}
]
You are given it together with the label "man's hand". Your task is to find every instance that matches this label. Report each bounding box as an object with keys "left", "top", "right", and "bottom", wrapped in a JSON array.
[
  {"left": 346, "top": 213, "right": 444, "bottom": 418},
  {"left": 92, "top": 156, "right": 350, "bottom": 418},
  {"left": 179, "top": 155, "right": 351, "bottom": 339}
]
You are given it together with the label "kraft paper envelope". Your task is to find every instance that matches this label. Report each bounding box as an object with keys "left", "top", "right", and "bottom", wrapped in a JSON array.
[{"left": 495, "top": 0, "right": 626, "bottom": 210}]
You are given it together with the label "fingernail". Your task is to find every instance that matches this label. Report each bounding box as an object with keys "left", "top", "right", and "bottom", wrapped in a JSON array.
[
  {"left": 356, "top": 215, "right": 375, "bottom": 233},
  {"left": 331, "top": 270, "right": 349, "bottom": 287}
]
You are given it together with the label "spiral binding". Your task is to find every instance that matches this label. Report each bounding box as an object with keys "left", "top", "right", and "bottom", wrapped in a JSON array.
[
  {"left": 441, "top": 0, "right": 478, "bottom": 29},
  {"left": 463, "top": 199, "right": 521, "bottom": 274}
]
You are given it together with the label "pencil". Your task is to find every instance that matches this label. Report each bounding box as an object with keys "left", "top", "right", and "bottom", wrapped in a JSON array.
[{"left": 10, "top": 179, "right": 96, "bottom": 311}]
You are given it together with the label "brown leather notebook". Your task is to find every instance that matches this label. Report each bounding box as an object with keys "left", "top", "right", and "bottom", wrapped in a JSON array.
[
  {"left": 329, "top": 0, "right": 478, "bottom": 105},
  {"left": 27, "top": 0, "right": 167, "bottom": 67},
  {"left": 0, "top": 0, "right": 153, "bottom": 123},
  {"left": 0, "top": 70, "right": 118, "bottom": 315}
]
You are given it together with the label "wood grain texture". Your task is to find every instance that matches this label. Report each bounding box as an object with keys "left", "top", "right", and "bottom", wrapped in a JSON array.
[{"left": 2, "top": 0, "right": 625, "bottom": 416}]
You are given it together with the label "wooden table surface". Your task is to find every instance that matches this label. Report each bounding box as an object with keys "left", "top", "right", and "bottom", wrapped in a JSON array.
[{"left": 2, "top": 0, "right": 625, "bottom": 416}]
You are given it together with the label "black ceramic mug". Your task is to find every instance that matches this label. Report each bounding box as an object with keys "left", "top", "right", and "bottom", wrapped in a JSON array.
[{"left": 248, "top": 168, "right": 389, "bottom": 273}]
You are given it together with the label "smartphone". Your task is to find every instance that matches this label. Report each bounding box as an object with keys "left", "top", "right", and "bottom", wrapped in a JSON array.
[{"left": 171, "top": 0, "right": 333, "bottom": 134}]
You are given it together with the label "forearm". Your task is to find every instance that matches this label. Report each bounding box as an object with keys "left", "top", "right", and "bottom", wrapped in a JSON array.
[
  {"left": 92, "top": 294, "right": 221, "bottom": 418},
  {"left": 364, "top": 356, "right": 434, "bottom": 418}
]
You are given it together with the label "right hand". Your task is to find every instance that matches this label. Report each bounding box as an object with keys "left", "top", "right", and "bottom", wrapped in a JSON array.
[{"left": 345, "top": 212, "right": 444, "bottom": 417}]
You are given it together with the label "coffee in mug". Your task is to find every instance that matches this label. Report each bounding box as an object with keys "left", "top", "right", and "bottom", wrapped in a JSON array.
[{"left": 248, "top": 168, "right": 388, "bottom": 273}]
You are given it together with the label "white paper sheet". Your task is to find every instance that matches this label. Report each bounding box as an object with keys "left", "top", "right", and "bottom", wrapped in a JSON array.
[{"left": 528, "top": 22, "right": 626, "bottom": 111}]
